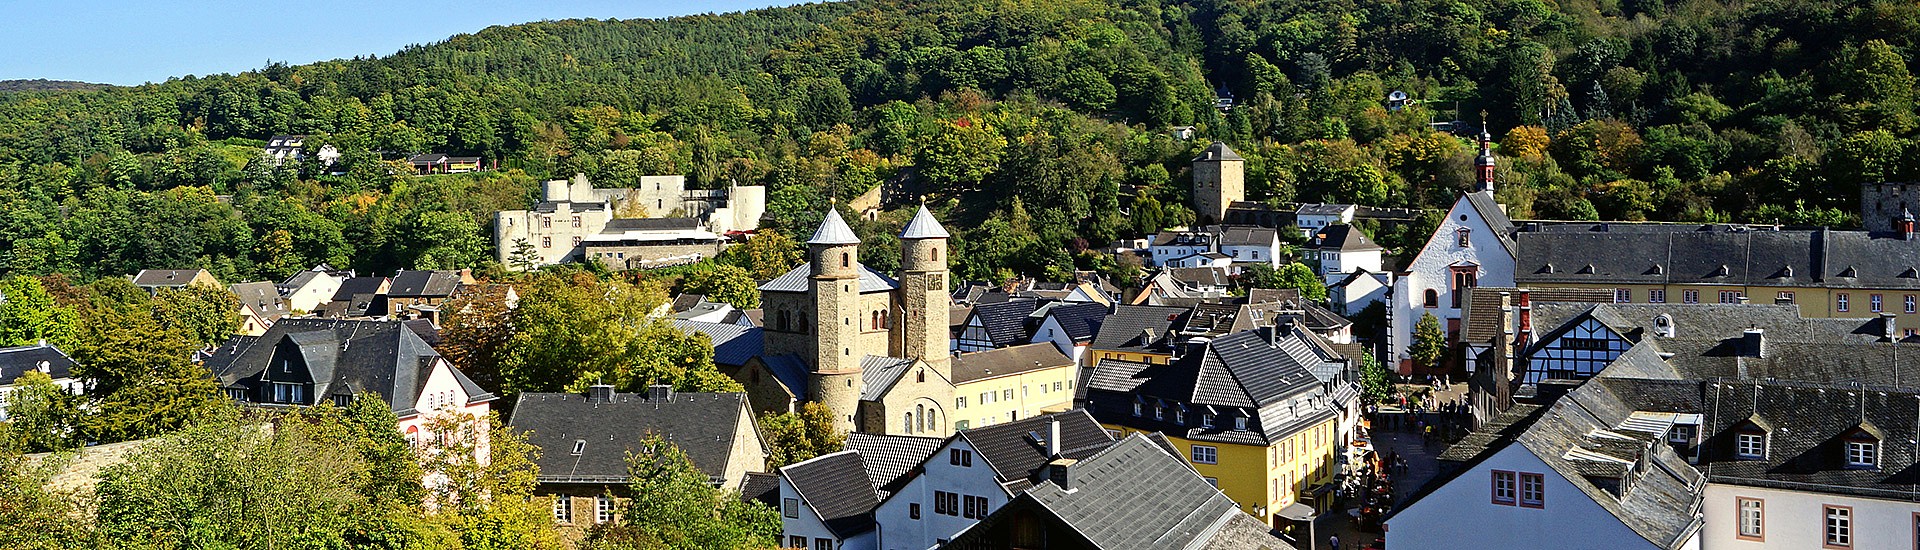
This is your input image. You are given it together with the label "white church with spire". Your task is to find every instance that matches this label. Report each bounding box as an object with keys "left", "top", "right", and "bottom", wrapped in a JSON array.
[{"left": 735, "top": 206, "right": 1080, "bottom": 436}]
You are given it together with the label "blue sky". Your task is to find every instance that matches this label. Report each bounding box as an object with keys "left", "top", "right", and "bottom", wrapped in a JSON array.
[{"left": 0, "top": 0, "right": 804, "bottom": 85}]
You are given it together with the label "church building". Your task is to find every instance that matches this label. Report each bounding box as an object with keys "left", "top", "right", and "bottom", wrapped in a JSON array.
[{"left": 735, "top": 207, "right": 1077, "bottom": 437}]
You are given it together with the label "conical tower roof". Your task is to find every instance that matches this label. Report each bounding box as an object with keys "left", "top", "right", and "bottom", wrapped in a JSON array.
[
  {"left": 900, "top": 205, "right": 950, "bottom": 239},
  {"left": 809, "top": 208, "right": 862, "bottom": 245}
]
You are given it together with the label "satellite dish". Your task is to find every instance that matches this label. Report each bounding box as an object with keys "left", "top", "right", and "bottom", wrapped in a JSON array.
[{"left": 1387, "top": 90, "right": 1410, "bottom": 102}]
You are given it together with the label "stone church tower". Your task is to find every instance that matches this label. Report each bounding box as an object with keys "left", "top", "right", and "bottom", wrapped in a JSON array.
[
  {"left": 805, "top": 208, "right": 866, "bottom": 431},
  {"left": 1192, "top": 141, "right": 1245, "bottom": 226},
  {"left": 894, "top": 205, "right": 952, "bottom": 378}
]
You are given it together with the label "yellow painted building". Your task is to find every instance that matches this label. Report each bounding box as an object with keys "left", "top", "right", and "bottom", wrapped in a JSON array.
[
  {"left": 1086, "top": 304, "right": 1189, "bottom": 366},
  {"left": 1081, "top": 327, "right": 1348, "bottom": 527},
  {"left": 1108, "top": 413, "right": 1339, "bottom": 522},
  {"left": 1512, "top": 223, "right": 1920, "bottom": 335},
  {"left": 948, "top": 343, "right": 1079, "bottom": 431}
]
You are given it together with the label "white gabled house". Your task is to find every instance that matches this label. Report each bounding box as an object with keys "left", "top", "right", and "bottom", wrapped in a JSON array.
[
  {"left": 873, "top": 411, "right": 1115, "bottom": 550},
  {"left": 779, "top": 450, "right": 882, "bottom": 550},
  {"left": 1027, "top": 302, "right": 1107, "bottom": 365},
  {"left": 1388, "top": 189, "right": 1516, "bottom": 375}
]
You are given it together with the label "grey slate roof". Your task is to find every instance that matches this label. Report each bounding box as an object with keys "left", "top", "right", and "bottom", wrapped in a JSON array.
[
  {"left": 1089, "top": 305, "right": 1187, "bottom": 353},
  {"left": 1464, "top": 191, "right": 1517, "bottom": 256},
  {"left": 231, "top": 281, "right": 291, "bottom": 320},
  {"left": 1083, "top": 327, "right": 1340, "bottom": 446},
  {"left": 1165, "top": 267, "right": 1231, "bottom": 287},
  {"left": 1215, "top": 225, "right": 1277, "bottom": 247},
  {"left": 899, "top": 205, "right": 950, "bottom": 239},
  {"left": 1510, "top": 379, "right": 1705, "bottom": 549},
  {"left": 1305, "top": 224, "right": 1383, "bottom": 252},
  {"left": 759, "top": 355, "right": 810, "bottom": 400},
  {"left": 843, "top": 432, "right": 944, "bottom": 497},
  {"left": 1528, "top": 303, "right": 1920, "bottom": 386},
  {"left": 950, "top": 343, "right": 1073, "bottom": 385},
  {"left": 1692, "top": 379, "right": 1920, "bottom": 501},
  {"left": 132, "top": 269, "right": 212, "bottom": 288},
  {"left": 671, "top": 320, "right": 762, "bottom": 367},
  {"left": 965, "top": 300, "right": 1041, "bottom": 347},
  {"left": 781, "top": 450, "right": 881, "bottom": 538},
  {"left": 331, "top": 276, "right": 388, "bottom": 302},
  {"left": 1193, "top": 141, "right": 1243, "bottom": 162},
  {"left": 757, "top": 263, "right": 898, "bottom": 294},
  {"left": 957, "top": 410, "right": 1116, "bottom": 483},
  {"left": 808, "top": 208, "right": 862, "bottom": 245},
  {"left": 740, "top": 471, "right": 780, "bottom": 507},
  {"left": 858, "top": 355, "right": 916, "bottom": 401},
  {"left": 1295, "top": 203, "right": 1353, "bottom": 216},
  {"left": 507, "top": 390, "right": 755, "bottom": 484},
  {"left": 201, "top": 318, "right": 492, "bottom": 415},
  {"left": 386, "top": 270, "right": 463, "bottom": 298},
  {"left": 0, "top": 343, "right": 76, "bottom": 385},
  {"left": 604, "top": 217, "right": 700, "bottom": 231},
  {"left": 1041, "top": 302, "right": 1108, "bottom": 342},
  {"left": 1514, "top": 223, "right": 1920, "bottom": 289},
  {"left": 955, "top": 434, "right": 1282, "bottom": 550}
]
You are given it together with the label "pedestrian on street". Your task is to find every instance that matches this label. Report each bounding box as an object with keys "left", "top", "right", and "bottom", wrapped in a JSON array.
[{"left": 1329, "top": 534, "right": 1340, "bottom": 549}]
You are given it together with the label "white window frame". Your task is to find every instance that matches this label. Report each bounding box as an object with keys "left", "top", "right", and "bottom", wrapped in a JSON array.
[
  {"left": 1826, "top": 505, "right": 1852, "bottom": 547},
  {"left": 552, "top": 495, "right": 572, "bottom": 523},
  {"left": 1519, "top": 472, "right": 1544, "bottom": 508},
  {"left": 1191, "top": 445, "right": 1218, "bottom": 465},
  {"left": 1846, "top": 440, "right": 1878, "bottom": 468},
  {"left": 595, "top": 496, "right": 615, "bottom": 523},
  {"left": 1491, "top": 470, "right": 1516, "bottom": 505},
  {"left": 1736, "top": 432, "right": 1765, "bottom": 459},
  {"left": 1736, "top": 497, "right": 1763, "bottom": 540}
]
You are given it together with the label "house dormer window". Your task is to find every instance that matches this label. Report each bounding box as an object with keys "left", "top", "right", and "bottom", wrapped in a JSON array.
[
  {"left": 1735, "top": 430, "right": 1766, "bottom": 459},
  {"left": 1153, "top": 404, "right": 1164, "bottom": 421},
  {"left": 1234, "top": 416, "right": 1249, "bottom": 431},
  {"left": 1843, "top": 426, "right": 1881, "bottom": 469},
  {"left": 1175, "top": 408, "right": 1187, "bottom": 425},
  {"left": 1202, "top": 413, "right": 1215, "bottom": 428},
  {"left": 1132, "top": 402, "right": 1143, "bottom": 417},
  {"left": 1845, "top": 440, "right": 1877, "bottom": 468}
]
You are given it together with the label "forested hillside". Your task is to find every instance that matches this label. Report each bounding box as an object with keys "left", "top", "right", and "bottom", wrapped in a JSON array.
[{"left": 0, "top": 0, "right": 1915, "bottom": 283}]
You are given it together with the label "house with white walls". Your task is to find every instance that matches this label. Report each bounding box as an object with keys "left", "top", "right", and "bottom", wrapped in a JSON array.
[
  {"left": 1028, "top": 302, "right": 1107, "bottom": 365},
  {"left": 200, "top": 319, "right": 495, "bottom": 448},
  {"left": 0, "top": 342, "right": 83, "bottom": 421},
  {"left": 872, "top": 411, "right": 1115, "bottom": 550},
  {"left": 1388, "top": 190, "right": 1516, "bottom": 374}
]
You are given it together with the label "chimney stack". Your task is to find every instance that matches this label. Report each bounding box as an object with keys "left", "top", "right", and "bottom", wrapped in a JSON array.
[
  {"left": 587, "top": 384, "right": 615, "bottom": 403},
  {"left": 647, "top": 384, "right": 674, "bottom": 402},
  {"left": 1517, "top": 290, "right": 1534, "bottom": 349},
  {"left": 1046, "top": 458, "right": 1077, "bottom": 489},
  {"left": 1048, "top": 418, "right": 1062, "bottom": 458},
  {"left": 1883, "top": 313, "right": 1900, "bottom": 342}
]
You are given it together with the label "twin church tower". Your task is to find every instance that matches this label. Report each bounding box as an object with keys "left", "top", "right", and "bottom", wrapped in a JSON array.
[{"left": 756, "top": 206, "right": 953, "bottom": 432}]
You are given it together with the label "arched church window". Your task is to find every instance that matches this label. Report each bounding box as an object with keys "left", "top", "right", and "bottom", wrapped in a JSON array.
[{"left": 842, "top": 252, "right": 850, "bottom": 268}]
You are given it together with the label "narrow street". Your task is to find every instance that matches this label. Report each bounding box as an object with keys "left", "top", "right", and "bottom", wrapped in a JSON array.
[{"left": 1305, "top": 383, "right": 1467, "bottom": 550}]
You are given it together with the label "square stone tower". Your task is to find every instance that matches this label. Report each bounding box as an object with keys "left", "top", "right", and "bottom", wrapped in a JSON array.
[{"left": 1192, "top": 141, "right": 1245, "bottom": 226}]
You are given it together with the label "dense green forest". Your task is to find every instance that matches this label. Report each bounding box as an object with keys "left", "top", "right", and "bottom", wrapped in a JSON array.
[{"left": 0, "top": 0, "right": 1916, "bottom": 284}]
